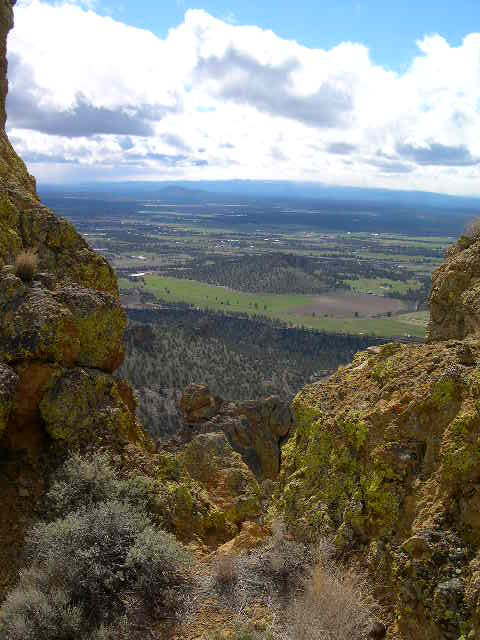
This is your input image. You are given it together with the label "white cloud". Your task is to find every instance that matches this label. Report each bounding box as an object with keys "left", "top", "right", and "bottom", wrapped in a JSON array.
[{"left": 7, "top": 1, "right": 480, "bottom": 195}]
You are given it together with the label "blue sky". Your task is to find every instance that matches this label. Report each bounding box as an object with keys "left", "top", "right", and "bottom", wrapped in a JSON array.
[
  {"left": 107, "top": 0, "right": 479, "bottom": 72},
  {"left": 7, "top": 0, "right": 480, "bottom": 194}
]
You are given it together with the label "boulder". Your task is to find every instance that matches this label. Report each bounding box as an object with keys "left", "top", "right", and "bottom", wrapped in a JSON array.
[
  {"left": 39, "top": 368, "right": 145, "bottom": 448},
  {"left": 180, "top": 384, "right": 293, "bottom": 480},
  {"left": 181, "top": 432, "right": 262, "bottom": 526},
  {"left": 52, "top": 285, "right": 125, "bottom": 372},
  {"left": 0, "top": 271, "right": 125, "bottom": 372},
  {"left": 180, "top": 383, "right": 222, "bottom": 422}
]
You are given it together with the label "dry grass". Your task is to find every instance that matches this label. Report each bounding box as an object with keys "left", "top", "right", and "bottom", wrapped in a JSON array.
[
  {"left": 465, "top": 218, "right": 480, "bottom": 241},
  {"left": 279, "top": 557, "right": 383, "bottom": 640},
  {"left": 201, "top": 522, "right": 384, "bottom": 640},
  {"left": 15, "top": 249, "right": 38, "bottom": 282},
  {"left": 214, "top": 554, "right": 238, "bottom": 592}
]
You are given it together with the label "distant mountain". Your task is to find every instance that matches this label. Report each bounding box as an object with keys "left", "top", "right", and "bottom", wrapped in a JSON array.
[
  {"left": 38, "top": 180, "right": 480, "bottom": 212},
  {"left": 152, "top": 185, "right": 209, "bottom": 202}
]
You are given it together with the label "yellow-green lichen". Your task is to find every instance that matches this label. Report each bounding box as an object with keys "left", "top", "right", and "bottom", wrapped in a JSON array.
[
  {"left": 39, "top": 370, "right": 136, "bottom": 444},
  {"left": 370, "top": 354, "right": 399, "bottom": 385},
  {"left": 431, "top": 377, "right": 460, "bottom": 406},
  {"left": 74, "top": 307, "right": 125, "bottom": 370},
  {"left": 441, "top": 412, "right": 480, "bottom": 483}
]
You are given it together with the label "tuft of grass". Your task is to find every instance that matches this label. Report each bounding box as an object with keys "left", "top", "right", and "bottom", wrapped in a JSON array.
[
  {"left": 466, "top": 218, "right": 480, "bottom": 241},
  {"left": 281, "top": 555, "right": 383, "bottom": 640},
  {"left": 213, "top": 554, "right": 238, "bottom": 594},
  {"left": 14, "top": 249, "right": 38, "bottom": 282}
]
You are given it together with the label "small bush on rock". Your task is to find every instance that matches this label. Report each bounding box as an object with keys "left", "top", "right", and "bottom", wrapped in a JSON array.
[
  {"left": 237, "top": 519, "right": 312, "bottom": 603},
  {"left": 205, "top": 518, "right": 312, "bottom": 614},
  {"left": 0, "top": 580, "right": 83, "bottom": 640},
  {"left": 126, "top": 526, "right": 192, "bottom": 613}
]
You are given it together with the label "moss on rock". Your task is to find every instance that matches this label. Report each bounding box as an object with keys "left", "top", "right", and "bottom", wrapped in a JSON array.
[
  {"left": 270, "top": 341, "right": 480, "bottom": 638},
  {"left": 181, "top": 432, "right": 262, "bottom": 531},
  {"left": 39, "top": 368, "right": 146, "bottom": 448}
]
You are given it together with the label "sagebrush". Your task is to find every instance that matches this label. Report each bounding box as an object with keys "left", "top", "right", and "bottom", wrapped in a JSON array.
[{"left": 0, "top": 455, "right": 192, "bottom": 640}]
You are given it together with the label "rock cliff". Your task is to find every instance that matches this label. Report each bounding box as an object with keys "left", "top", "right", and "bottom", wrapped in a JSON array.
[
  {"left": 271, "top": 237, "right": 480, "bottom": 639},
  {"left": 0, "top": 0, "right": 136, "bottom": 600},
  {"left": 427, "top": 236, "right": 480, "bottom": 343},
  {"left": 0, "top": 1, "right": 268, "bottom": 604}
]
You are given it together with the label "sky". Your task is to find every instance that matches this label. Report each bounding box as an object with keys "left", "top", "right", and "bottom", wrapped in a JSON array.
[{"left": 6, "top": 0, "right": 480, "bottom": 194}]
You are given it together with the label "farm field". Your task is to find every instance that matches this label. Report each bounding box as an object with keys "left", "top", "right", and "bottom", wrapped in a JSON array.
[
  {"left": 40, "top": 187, "right": 464, "bottom": 341},
  {"left": 120, "top": 275, "right": 425, "bottom": 338},
  {"left": 345, "top": 277, "right": 423, "bottom": 296}
]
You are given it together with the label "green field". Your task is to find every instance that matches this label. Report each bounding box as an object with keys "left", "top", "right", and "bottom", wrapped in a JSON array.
[
  {"left": 121, "top": 275, "right": 426, "bottom": 339},
  {"left": 345, "top": 277, "right": 423, "bottom": 296},
  {"left": 396, "top": 310, "right": 430, "bottom": 328}
]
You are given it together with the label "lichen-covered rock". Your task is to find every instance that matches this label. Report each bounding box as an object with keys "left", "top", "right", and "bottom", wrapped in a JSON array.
[
  {"left": 52, "top": 285, "right": 125, "bottom": 372},
  {"left": 120, "top": 444, "right": 246, "bottom": 547},
  {"left": 215, "top": 396, "right": 293, "bottom": 480},
  {"left": 0, "top": 360, "right": 17, "bottom": 437},
  {"left": 427, "top": 237, "right": 480, "bottom": 342},
  {"left": 0, "top": 272, "right": 125, "bottom": 371},
  {"left": 180, "top": 384, "right": 293, "bottom": 480},
  {"left": 213, "top": 520, "right": 269, "bottom": 557},
  {"left": 39, "top": 368, "right": 146, "bottom": 448},
  {"left": 0, "top": 278, "right": 80, "bottom": 366},
  {"left": 0, "top": 0, "right": 154, "bottom": 603},
  {"left": 181, "top": 432, "right": 262, "bottom": 527},
  {"left": 270, "top": 339, "right": 480, "bottom": 639}
]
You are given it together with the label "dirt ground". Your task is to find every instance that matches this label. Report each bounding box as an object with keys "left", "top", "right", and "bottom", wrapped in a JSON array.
[{"left": 294, "top": 292, "right": 408, "bottom": 318}]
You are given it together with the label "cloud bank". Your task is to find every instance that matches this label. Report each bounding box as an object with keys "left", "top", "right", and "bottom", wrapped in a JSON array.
[{"left": 7, "top": 1, "right": 480, "bottom": 194}]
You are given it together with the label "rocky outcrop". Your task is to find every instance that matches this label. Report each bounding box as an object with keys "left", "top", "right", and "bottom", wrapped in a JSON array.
[
  {"left": 0, "top": 268, "right": 125, "bottom": 371},
  {"left": 182, "top": 432, "right": 262, "bottom": 526},
  {"left": 120, "top": 443, "right": 262, "bottom": 549},
  {"left": 271, "top": 261, "right": 480, "bottom": 639},
  {"left": 427, "top": 236, "right": 480, "bottom": 343},
  {"left": 0, "top": 268, "right": 145, "bottom": 598},
  {"left": 180, "top": 383, "right": 293, "bottom": 480}
]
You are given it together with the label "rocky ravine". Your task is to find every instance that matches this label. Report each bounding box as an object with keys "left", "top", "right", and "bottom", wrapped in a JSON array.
[{"left": 1, "top": 1, "right": 480, "bottom": 638}]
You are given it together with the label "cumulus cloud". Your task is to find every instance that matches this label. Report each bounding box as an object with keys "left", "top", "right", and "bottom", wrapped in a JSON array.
[
  {"left": 396, "top": 142, "right": 480, "bottom": 166},
  {"left": 194, "top": 46, "right": 353, "bottom": 128},
  {"left": 7, "top": 1, "right": 480, "bottom": 194},
  {"left": 326, "top": 142, "right": 357, "bottom": 155}
]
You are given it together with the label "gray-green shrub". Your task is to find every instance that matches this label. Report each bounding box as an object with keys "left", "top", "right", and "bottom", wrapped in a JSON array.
[
  {"left": 0, "top": 455, "right": 192, "bottom": 640},
  {"left": 46, "top": 452, "right": 155, "bottom": 517}
]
